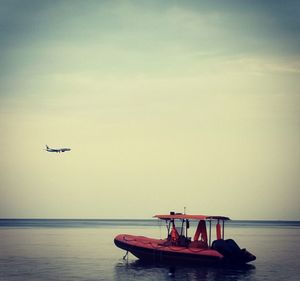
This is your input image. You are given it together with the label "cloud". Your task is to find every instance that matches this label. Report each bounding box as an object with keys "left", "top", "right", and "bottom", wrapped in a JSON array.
[{"left": 219, "top": 55, "right": 300, "bottom": 75}]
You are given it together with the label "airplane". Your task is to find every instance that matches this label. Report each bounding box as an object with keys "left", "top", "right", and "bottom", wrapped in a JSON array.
[{"left": 45, "top": 145, "right": 71, "bottom": 153}]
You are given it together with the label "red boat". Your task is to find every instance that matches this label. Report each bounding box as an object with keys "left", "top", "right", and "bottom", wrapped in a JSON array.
[{"left": 114, "top": 212, "right": 256, "bottom": 265}]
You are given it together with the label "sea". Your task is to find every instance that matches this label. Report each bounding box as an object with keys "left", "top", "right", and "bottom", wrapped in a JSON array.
[{"left": 0, "top": 219, "right": 299, "bottom": 281}]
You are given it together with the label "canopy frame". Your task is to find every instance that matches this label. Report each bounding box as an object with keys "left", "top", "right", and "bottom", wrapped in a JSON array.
[{"left": 154, "top": 212, "right": 230, "bottom": 247}]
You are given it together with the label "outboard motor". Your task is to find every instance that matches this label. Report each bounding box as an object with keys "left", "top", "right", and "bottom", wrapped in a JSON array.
[{"left": 212, "top": 239, "right": 256, "bottom": 263}]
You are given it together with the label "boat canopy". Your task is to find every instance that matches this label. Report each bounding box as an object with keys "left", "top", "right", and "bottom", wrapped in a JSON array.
[{"left": 154, "top": 214, "right": 230, "bottom": 221}]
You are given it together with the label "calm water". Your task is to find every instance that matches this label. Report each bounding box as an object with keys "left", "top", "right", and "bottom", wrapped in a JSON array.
[{"left": 0, "top": 220, "right": 299, "bottom": 281}]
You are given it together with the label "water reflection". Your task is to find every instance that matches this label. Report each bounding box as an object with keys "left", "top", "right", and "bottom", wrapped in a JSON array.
[{"left": 114, "top": 259, "right": 255, "bottom": 281}]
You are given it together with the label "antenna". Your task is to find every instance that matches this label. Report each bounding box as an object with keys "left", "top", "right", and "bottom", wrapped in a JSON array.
[{"left": 184, "top": 206, "right": 186, "bottom": 214}]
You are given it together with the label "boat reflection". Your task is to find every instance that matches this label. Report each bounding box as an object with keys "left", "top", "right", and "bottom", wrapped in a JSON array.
[{"left": 114, "top": 259, "right": 255, "bottom": 281}]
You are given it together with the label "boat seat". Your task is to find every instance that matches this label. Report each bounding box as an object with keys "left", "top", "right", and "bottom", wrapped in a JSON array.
[{"left": 189, "top": 240, "right": 208, "bottom": 249}]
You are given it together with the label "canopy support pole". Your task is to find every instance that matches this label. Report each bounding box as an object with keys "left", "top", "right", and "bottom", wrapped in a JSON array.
[
  {"left": 209, "top": 220, "right": 211, "bottom": 247},
  {"left": 222, "top": 220, "right": 225, "bottom": 239}
]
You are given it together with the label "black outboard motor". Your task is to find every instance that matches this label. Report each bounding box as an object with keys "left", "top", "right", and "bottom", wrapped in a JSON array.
[{"left": 212, "top": 239, "right": 256, "bottom": 263}]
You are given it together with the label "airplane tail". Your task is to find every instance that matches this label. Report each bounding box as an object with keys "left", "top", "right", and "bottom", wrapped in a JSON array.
[{"left": 46, "top": 145, "right": 49, "bottom": 149}]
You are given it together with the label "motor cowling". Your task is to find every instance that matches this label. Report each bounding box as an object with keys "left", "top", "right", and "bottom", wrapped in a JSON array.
[{"left": 212, "top": 239, "right": 256, "bottom": 263}]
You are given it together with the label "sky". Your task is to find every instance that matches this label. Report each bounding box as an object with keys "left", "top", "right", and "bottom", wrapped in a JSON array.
[{"left": 0, "top": 0, "right": 299, "bottom": 220}]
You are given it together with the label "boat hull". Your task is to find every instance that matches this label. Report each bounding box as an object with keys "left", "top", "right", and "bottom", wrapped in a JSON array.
[
  {"left": 114, "top": 234, "right": 223, "bottom": 265},
  {"left": 114, "top": 234, "right": 256, "bottom": 265}
]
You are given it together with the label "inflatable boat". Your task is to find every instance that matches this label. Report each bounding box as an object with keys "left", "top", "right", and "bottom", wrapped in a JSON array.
[{"left": 114, "top": 212, "right": 256, "bottom": 265}]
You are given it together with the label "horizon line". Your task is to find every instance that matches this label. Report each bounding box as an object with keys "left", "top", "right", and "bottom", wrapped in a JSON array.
[{"left": 0, "top": 218, "right": 299, "bottom": 222}]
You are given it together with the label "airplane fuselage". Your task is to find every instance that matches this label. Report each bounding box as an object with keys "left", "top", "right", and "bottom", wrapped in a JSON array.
[{"left": 45, "top": 145, "right": 71, "bottom": 153}]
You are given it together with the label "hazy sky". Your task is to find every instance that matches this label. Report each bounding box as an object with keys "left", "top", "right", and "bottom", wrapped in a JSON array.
[{"left": 0, "top": 0, "right": 299, "bottom": 219}]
